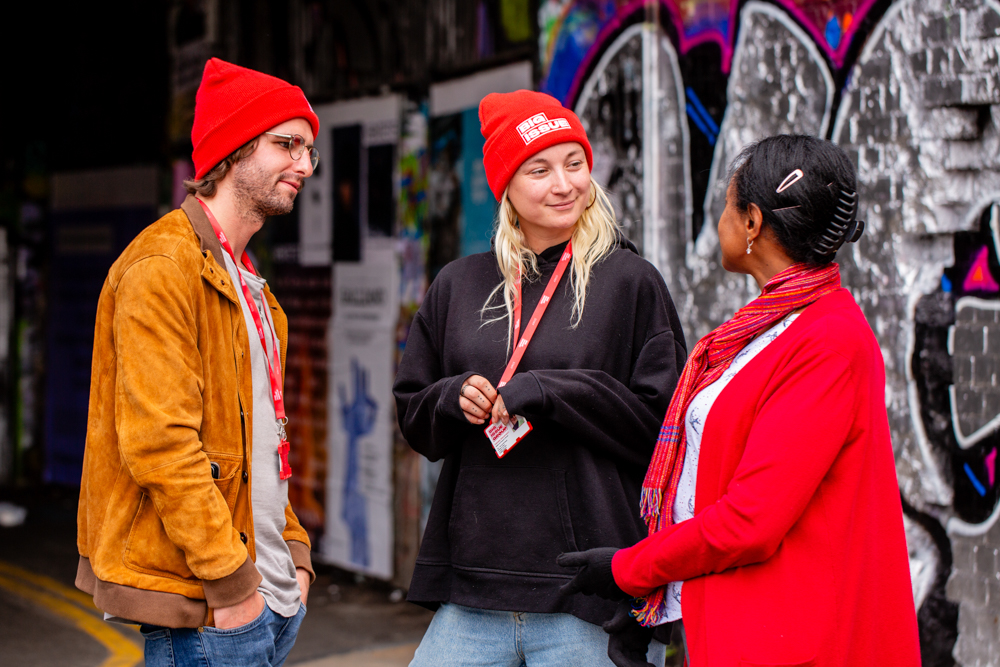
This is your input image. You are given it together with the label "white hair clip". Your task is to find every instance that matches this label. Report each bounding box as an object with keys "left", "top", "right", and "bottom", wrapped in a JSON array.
[{"left": 775, "top": 169, "right": 804, "bottom": 194}]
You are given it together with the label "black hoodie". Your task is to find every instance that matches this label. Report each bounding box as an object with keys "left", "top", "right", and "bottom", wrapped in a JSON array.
[{"left": 393, "top": 237, "right": 687, "bottom": 626}]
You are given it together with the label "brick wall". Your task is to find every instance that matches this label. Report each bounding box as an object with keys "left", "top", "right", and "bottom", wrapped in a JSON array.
[{"left": 565, "top": 0, "right": 1000, "bottom": 663}]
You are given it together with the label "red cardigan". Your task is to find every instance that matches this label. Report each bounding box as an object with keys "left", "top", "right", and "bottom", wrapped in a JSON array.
[{"left": 613, "top": 289, "right": 920, "bottom": 667}]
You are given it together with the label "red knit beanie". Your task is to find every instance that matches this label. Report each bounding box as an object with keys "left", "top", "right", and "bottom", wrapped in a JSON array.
[
  {"left": 191, "top": 58, "right": 320, "bottom": 179},
  {"left": 479, "top": 90, "right": 593, "bottom": 201}
]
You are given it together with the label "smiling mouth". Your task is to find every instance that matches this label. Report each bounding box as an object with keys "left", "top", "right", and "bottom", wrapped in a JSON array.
[
  {"left": 549, "top": 200, "right": 575, "bottom": 209},
  {"left": 279, "top": 180, "right": 302, "bottom": 192}
]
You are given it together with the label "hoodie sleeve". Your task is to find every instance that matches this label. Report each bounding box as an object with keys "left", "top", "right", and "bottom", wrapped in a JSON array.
[
  {"left": 499, "top": 327, "right": 685, "bottom": 467},
  {"left": 501, "top": 257, "right": 686, "bottom": 468},
  {"left": 393, "top": 307, "right": 483, "bottom": 462}
]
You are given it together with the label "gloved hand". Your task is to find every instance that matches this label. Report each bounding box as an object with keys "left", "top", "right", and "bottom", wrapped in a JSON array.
[
  {"left": 556, "top": 548, "right": 627, "bottom": 600},
  {"left": 604, "top": 600, "right": 655, "bottom": 667}
]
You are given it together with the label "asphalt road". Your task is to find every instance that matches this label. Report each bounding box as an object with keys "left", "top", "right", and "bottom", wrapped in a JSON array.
[{"left": 0, "top": 485, "right": 432, "bottom": 666}]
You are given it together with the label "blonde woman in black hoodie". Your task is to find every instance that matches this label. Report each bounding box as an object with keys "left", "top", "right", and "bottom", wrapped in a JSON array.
[{"left": 393, "top": 90, "right": 687, "bottom": 667}]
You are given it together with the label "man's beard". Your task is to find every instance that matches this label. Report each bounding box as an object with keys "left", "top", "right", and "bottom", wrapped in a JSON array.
[{"left": 230, "top": 157, "right": 298, "bottom": 222}]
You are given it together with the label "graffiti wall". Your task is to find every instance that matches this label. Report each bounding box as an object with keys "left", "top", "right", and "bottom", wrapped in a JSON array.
[{"left": 541, "top": 0, "right": 1000, "bottom": 664}]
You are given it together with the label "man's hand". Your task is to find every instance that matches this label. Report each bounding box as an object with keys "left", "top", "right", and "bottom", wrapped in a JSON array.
[
  {"left": 557, "top": 548, "right": 628, "bottom": 600},
  {"left": 459, "top": 375, "right": 496, "bottom": 424},
  {"left": 604, "top": 600, "right": 655, "bottom": 667},
  {"left": 296, "top": 567, "right": 310, "bottom": 607},
  {"left": 214, "top": 591, "right": 265, "bottom": 630}
]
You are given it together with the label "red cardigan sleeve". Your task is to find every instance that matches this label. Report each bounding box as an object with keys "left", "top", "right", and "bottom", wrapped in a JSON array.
[{"left": 613, "top": 343, "right": 858, "bottom": 596}]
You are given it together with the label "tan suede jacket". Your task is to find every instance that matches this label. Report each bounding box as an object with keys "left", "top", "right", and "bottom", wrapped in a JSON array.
[{"left": 76, "top": 196, "right": 313, "bottom": 628}]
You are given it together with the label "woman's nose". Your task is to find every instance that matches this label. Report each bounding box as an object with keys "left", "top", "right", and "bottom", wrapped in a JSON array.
[{"left": 551, "top": 169, "right": 571, "bottom": 193}]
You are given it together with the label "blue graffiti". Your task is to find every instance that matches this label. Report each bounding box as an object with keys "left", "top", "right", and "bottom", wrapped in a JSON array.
[
  {"left": 825, "top": 16, "right": 842, "bottom": 50},
  {"left": 964, "top": 463, "right": 987, "bottom": 497},
  {"left": 685, "top": 87, "right": 719, "bottom": 146},
  {"left": 339, "top": 358, "right": 377, "bottom": 567}
]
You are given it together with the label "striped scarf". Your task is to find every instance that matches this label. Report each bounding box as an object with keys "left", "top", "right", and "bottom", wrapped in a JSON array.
[{"left": 633, "top": 262, "right": 842, "bottom": 626}]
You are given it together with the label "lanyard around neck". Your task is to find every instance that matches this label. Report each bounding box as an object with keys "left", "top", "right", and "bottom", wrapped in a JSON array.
[
  {"left": 198, "top": 199, "right": 287, "bottom": 423},
  {"left": 497, "top": 241, "right": 573, "bottom": 389}
]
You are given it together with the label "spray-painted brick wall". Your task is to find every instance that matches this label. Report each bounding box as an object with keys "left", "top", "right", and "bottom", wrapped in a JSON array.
[
  {"left": 544, "top": 0, "right": 1000, "bottom": 663},
  {"left": 948, "top": 526, "right": 1000, "bottom": 667}
]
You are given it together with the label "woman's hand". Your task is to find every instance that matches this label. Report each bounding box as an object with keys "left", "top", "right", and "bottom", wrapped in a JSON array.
[
  {"left": 459, "top": 375, "right": 497, "bottom": 424},
  {"left": 604, "top": 600, "right": 655, "bottom": 667},
  {"left": 491, "top": 393, "right": 511, "bottom": 426},
  {"left": 557, "top": 548, "right": 628, "bottom": 600}
]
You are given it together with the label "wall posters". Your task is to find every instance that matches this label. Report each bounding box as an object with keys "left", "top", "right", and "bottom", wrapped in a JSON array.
[
  {"left": 303, "top": 96, "right": 404, "bottom": 579},
  {"left": 322, "top": 240, "right": 399, "bottom": 579}
]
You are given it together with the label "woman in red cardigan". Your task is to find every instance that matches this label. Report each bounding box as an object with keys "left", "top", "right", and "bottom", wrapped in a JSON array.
[{"left": 559, "top": 135, "right": 921, "bottom": 667}]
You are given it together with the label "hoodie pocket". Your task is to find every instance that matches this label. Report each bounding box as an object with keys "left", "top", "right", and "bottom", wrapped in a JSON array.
[{"left": 448, "top": 466, "right": 578, "bottom": 575}]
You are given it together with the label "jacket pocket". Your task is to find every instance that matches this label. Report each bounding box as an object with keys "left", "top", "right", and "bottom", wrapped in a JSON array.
[
  {"left": 448, "top": 466, "right": 578, "bottom": 575},
  {"left": 205, "top": 453, "right": 243, "bottom": 512},
  {"left": 123, "top": 493, "right": 196, "bottom": 582}
]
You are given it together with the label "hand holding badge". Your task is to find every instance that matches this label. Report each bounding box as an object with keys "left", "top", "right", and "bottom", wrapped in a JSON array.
[
  {"left": 483, "top": 242, "right": 573, "bottom": 458},
  {"left": 484, "top": 415, "right": 532, "bottom": 458}
]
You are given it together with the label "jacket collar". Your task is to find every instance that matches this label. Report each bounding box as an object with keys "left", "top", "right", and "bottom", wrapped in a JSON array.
[
  {"left": 180, "top": 194, "right": 241, "bottom": 304},
  {"left": 181, "top": 194, "right": 227, "bottom": 268}
]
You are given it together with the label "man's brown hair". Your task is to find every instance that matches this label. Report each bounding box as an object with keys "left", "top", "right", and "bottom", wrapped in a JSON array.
[{"left": 183, "top": 137, "right": 258, "bottom": 197}]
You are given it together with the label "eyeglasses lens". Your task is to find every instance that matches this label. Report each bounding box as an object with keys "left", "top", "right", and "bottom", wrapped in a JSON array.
[{"left": 288, "top": 135, "right": 306, "bottom": 160}]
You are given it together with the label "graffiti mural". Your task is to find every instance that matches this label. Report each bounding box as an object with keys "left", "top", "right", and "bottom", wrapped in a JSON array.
[{"left": 545, "top": 0, "right": 1000, "bottom": 664}]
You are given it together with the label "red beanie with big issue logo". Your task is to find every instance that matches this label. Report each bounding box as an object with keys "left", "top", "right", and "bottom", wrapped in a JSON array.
[
  {"left": 479, "top": 90, "right": 593, "bottom": 201},
  {"left": 191, "top": 58, "right": 320, "bottom": 179}
]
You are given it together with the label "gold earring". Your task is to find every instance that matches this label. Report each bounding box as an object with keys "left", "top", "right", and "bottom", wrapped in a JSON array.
[
  {"left": 586, "top": 183, "right": 597, "bottom": 210},
  {"left": 746, "top": 237, "right": 753, "bottom": 254}
]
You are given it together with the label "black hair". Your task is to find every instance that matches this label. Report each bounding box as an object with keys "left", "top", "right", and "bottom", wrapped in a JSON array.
[{"left": 729, "top": 134, "right": 864, "bottom": 265}]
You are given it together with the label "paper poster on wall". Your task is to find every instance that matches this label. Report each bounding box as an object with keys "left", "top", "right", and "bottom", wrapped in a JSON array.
[
  {"left": 323, "top": 328, "right": 395, "bottom": 578},
  {"left": 321, "top": 240, "right": 399, "bottom": 579},
  {"left": 298, "top": 96, "right": 403, "bottom": 266}
]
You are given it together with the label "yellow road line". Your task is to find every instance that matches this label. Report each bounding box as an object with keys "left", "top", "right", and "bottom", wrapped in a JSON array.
[
  {"left": 0, "top": 560, "right": 101, "bottom": 614},
  {"left": 0, "top": 570, "right": 142, "bottom": 667},
  {"left": 0, "top": 560, "right": 139, "bottom": 636}
]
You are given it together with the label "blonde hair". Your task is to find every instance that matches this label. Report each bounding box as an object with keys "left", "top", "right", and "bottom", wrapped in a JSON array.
[{"left": 481, "top": 179, "right": 620, "bottom": 350}]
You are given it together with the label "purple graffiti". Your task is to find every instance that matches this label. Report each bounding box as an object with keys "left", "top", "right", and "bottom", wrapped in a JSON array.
[
  {"left": 962, "top": 246, "right": 1000, "bottom": 293},
  {"left": 542, "top": 0, "right": 880, "bottom": 104},
  {"left": 987, "top": 447, "right": 997, "bottom": 488}
]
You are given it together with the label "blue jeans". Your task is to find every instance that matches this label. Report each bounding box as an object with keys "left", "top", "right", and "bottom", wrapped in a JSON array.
[
  {"left": 140, "top": 603, "right": 306, "bottom": 667},
  {"left": 409, "top": 604, "right": 667, "bottom": 667}
]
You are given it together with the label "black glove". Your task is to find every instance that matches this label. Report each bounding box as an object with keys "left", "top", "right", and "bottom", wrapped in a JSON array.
[
  {"left": 556, "top": 548, "right": 627, "bottom": 600},
  {"left": 604, "top": 600, "right": 655, "bottom": 667}
]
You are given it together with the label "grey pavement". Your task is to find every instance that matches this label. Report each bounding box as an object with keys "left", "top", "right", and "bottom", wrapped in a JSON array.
[{"left": 0, "top": 485, "right": 431, "bottom": 667}]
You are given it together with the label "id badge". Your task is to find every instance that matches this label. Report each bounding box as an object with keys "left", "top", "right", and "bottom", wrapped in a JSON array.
[
  {"left": 278, "top": 440, "right": 293, "bottom": 480},
  {"left": 484, "top": 415, "right": 533, "bottom": 458}
]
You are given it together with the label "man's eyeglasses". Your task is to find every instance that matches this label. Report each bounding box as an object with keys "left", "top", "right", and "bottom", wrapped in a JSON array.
[{"left": 264, "top": 132, "right": 320, "bottom": 170}]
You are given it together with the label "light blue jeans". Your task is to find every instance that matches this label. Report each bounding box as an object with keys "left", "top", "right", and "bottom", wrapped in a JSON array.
[
  {"left": 140, "top": 602, "right": 306, "bottom": 667},
  {"left": 409, "top": 603, "right": 667, "bottom": 667}
]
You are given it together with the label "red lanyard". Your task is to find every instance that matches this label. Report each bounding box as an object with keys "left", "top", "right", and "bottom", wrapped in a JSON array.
[
  {"left": 497, "top": 241, "right": 573, "bottom": 388},
  {"left": 198, "top": 200, "right": 292, "bottom": 479}
]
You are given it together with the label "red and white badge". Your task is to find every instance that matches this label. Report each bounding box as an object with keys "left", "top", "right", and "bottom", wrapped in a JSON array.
[{"left": 484, "top": 415, "right": 533, "bottom": 458}]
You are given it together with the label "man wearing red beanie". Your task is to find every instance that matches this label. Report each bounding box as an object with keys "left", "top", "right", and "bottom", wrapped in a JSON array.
[{"left": 76, "top": 58, "right": 320, "bottom": 667}]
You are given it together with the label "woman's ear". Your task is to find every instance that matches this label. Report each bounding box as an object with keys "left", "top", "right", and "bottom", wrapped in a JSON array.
[{"left": 746, "top": 203, "right": 764, "bottom": 240}]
